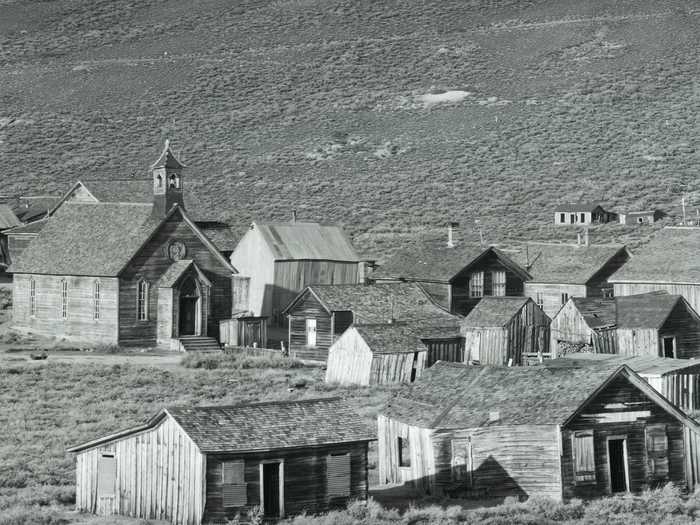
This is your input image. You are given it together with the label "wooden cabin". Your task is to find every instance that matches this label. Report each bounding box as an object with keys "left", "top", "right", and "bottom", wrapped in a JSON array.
[
  {"left": 619, "top": 210, "right": 662, "bottom": 225},
  {"left": 615, "top": 292, "right": 700, "bottom": 359},
  {"left": 610, "top": 227, "right": 700, "bottom": 314},
  {"left": 230, "top": 220, "right": 362, "bottom": 328},
  {"left": 0, "top": 204, "right": 21, "bottom": 281},
  {"left": 550, "top": 354, "right": 700, "bottom": 413},
  {"left": 9, "top": 142, "right": 236, "bottom": 351},
  {"left": 283, "top": 282, "right": 461, "bottom": 362},
  {"left": 461, "top": 296, "right": 551, "bottom": 365},
  {"left": 378, "top": 362, "right": 700, "bottom": 499},
  {"left": 554, "top": 202, "right": 616, "bottom": 225},
  {"left": 371, "top": 233, "right": 530, "bottom": 316},
  {"left": 550, "top": 297, "right": 617, "bottom": 356},
  {"left": 67, "top": 398, "right": 373, "bottom": 525},
  {"left": 509, "top": 242, "right": 631, "bottom": 318}
]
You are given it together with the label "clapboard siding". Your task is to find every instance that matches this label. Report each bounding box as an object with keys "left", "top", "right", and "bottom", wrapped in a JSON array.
[
  {"left": 613, "top": 283, "right": 700, "bottom": 320},
  {"left": 326, "top": 329, "right": 374, "bottom": 385},
  {"left": 74, "top": 416, "right": 205, "bottom": 525},
  {"left": 288, "top": 293, "right": 336, "bottom": 361},
  {"left": 563, "top": 374, "right": 687, "bottom": 498},
  {"left": 524, "top": 283, "right": 587, "bottom": 319},
  {"left": 12, "top": 273, "right": 119, "bottom": 343},
  {"left": 119, "top": 212, "right": 232, "bottom": 346},
  {"left": 204, "top": 444, "right": 368, "bottom": 521}
]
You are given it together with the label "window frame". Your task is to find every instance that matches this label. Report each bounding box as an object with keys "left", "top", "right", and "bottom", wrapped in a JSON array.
[
  {"left": 398, "top": 436, "right": 411, "bottom": 468},
  {"left": 136, "top": 279, "right": 149, "bottom": 321},
  {"left": 450, "top": 437, "right": 472, "bottom": 484},
  {"left": 93, "top": 280, "right": 101, "bottom": 321},
  {"left": 469, "top": 271, "right": 484, "bottom": 298},
  {"left": 572, "top": 430, "right": 596, "bottom": 484},
  {"left": 306, "top": 318, "right": 317, "bottom": 347},
  {"left": 29, "top": 278, "right": 36, "bottom": 317},
  {"left": 222, "top": 460, "right": 247, "bottom": 508},
  {"left": 561, "top": 292, "right": 569, "bottom": 306},
  {"left": 491, "top": 270, "right": 506, "bottom": 297},
  {"left": 60, "top": 278, "right": 68, "bottom": 320}
]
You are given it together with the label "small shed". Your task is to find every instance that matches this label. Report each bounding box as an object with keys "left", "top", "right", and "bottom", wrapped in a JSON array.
[
  {"left": 67, "top": 398, "right": 374, "bottom": 525},
  {"left": 461, "top": 296, "right": 551, "bottom": 365},
  {"left": 619, "top": 210, "right": 662, "bottom": 225},
  {"left": 550, "top": 297, "right": 617, "bottom": 355},
  {"left": 378, "top": 362, "right": 700, "bottom": 499},
  {"left": 554, "top": 202, "right": 616, "bottom": 225},
  {"left": 616, "top": 292, "right": 700, "bottom": 358},
  {"left": 325, "top": 324, "right": 429, "bottom": 386}
]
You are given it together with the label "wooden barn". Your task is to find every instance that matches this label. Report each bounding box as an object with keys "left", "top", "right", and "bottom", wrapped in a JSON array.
[
  {"left": 230, "top": 220, "right": 362, "bottom": 328},
  {"left": 378, "top": 361, "right": 700, "bottom": 499},
  {"left": 550, "top": 354, "right": 700, "bottom": 413},
  {"left": 553, "top": 202, "right": 616, "bottom": 225},
  {"left": 461, "top": 296, "right": 551, "bottom": 365},
  {"left": 283, "top": 282, "right": 461, "bottom": 362},
  {"left": 67, "top": 398, "right": 373, "bottom": 524},
  {"left": 550, "top": 297, "right": 617, "bottom": 356},
  {"left": 509, "top": 241, "right": 631, "bottom": 318},
  {"left": 619, "top": 210, "right": 662, "bottom": 225},
  {"left": 610, "top": 227, "right": 700, "bottom": 314},
  {"left": 371, "top": 231, "right": 530, "bottom": 315},
  {"left": 615, "top": 292, "right": 700, "bottom": 359},
  {"left": 9, "top": 142, "right": 236, "bottom": 351}
]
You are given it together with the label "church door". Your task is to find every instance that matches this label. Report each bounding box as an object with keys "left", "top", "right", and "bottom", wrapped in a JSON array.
[{"left": 178, "top": 276, "right": 200, "bottom": 336}]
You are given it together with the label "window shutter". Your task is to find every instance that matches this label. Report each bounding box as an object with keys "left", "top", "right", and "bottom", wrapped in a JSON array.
[
  {"left": 97, "top": 455, "right": 116, "bottom": 497},
  {"left": 222, "top": 461, "right": 247, "bottom": 507},
  {"left": 327, "top": 453, "right": 351, "bottom": 497},
  {"left": 646, "top": 424, "right": 669, "bottom": 479},
  {"left": 451, "top": 438, "right": 472, "bottom": 484},
  {"left": 572, "top": 430, "right": 596, "bottom": 484}
]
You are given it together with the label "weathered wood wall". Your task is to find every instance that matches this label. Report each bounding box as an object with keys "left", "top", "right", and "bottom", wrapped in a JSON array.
[
  {"left": 616, "top": 328, "right": 658, "bottom": 357},
  {"left": 288, "top": 292, "right": 334, "bottom": 361},
  {"left": 12, "top": 273, "right": 119, "bottom": 343},
  {"left": 586, "top": 250, "right": 630, "bottom": 297},
  {"left": 119, "top": 212, "right": 233, "bottom": 347},
  {"left": 659, "top": 300, "right": 700, "bottom": 359},
  {"left": 325, "top": 328, "right": 373, "bottom": 385},
  {"left": 425, "top": 338, "right": 465, "bottom": 366},
  {"left": 524, "top": 283, "right": 587, "bottom": 319},
  {"left": 593, "top": 327, "right": 618, "bottom": 354},
  {"left": 204, "top": 444, "right": 368, "bottom": 522},
  {"left": 662, "top": 373, "right": 700, "bottom": 413},
  {"left": 562, "top": 373, "right": 687, "bottom": 498},
  {"left": 74, "top": 416, "right": 205, "bottom": 525},
  {"left": 377, "top": 415, "right": 436, "bottom": 493},
  {"left": 369, "top": 351, "right": 426, "bottom": 385},
  {"left": 613, "top": 283, "right": 700, "bottom": 322},
  {"left": 219, "top": 317, "right": 268, "bottom": 348},
  {"left": 550, "top": 300, "right": 595, "bottom": 351},
  {"left": 229, "top": 229, "right": 276, "bottom": 318}
]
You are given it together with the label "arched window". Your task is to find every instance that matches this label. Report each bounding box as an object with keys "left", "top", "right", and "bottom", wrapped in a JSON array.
[
  {"left": 137, "top": 279, "right": 149, "bottom": 321},
  {"left": 60, "top": 279, "right": 68, "bottom": 320},
  {"left": 93, "top": 281, "right": 101, "bottom": 320},
  {"left": 29, "top": 278, "right": 36, "bottom": 317}
]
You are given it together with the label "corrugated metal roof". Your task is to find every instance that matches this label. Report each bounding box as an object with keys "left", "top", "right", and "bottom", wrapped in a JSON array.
[{"left": 254, "top": 222, "right": 359, "bottom": 261}]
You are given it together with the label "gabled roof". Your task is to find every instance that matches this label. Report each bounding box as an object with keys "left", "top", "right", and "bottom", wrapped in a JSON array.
[
  {"left": 549, "top": 353, "right": 700, "bottom": 377},
  {"left": 568, "top": 297, "right": 617, "bottom": 329},
  {"left": 67, "top": 397, "right": 374, "bottom": 454},
  {"left": 610, "top": 227, "right": 700, "bottom": 284},
  {"left": 4, "top": 218, "right": 48, "bottom": 235},
  {"left": 13, "top": 196, "right": 59, "bottom": 223},
  {"left": 383, "top": 362, "right": 700, "bottom": 432},
  {"left": 76, "top": 180, "right": 152, "bottom": 205},
  {"left": 555, "top": 202, "right": 606, "bottom": 213},
  {"left": 196, "top": 223, "right": 238, "bottom": 252},
  {"left": 615, "top": 292, "right": 689, "bottom": 329},
  {"left": 250, "top": 221, "right": 359, "bottom": 261},
  {"left": 9, "top": 203, "right": 235, "bottom": 277},
  {"left": 158, "top": 260, "right": 211, "bottom": 289},
  {"left": 353, "top": 324, "right": 429, "bottom": 355},
  {"left": 151, "top": 140, "right": 186, "bottom": 169},
  {"left": 284, "top": 282, "right": 460, "bottom": 327},
  {"left": 0, "top": 205, "right": 20, "bottom": 230},
  {"left": 462, "top": 296, "right": 532, "bottom": 328},
  {"left": 510, "top": 243, "right": 628, "bottom": 284}
]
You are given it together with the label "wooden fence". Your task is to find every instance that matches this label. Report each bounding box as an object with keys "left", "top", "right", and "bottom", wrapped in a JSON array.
[
  {"left": 592, "top": 326, "right": 617, "bottom": 354},
  {"left": 223, "top": 345, "right": 285, "bottom": 357}
]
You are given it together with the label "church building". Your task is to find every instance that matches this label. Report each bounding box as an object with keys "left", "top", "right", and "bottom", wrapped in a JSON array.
[{"left": 9, "top": 142, "right": 237, "bottom": 350}]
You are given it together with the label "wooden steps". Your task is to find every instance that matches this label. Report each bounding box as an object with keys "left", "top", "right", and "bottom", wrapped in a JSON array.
[{"left": 179, "top": 336, "right": 222, "bottom": 353}]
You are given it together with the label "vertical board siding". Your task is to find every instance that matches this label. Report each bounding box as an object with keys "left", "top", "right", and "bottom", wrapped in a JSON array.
[
  {"left": 74, "top": 416, "right": 205, "bottom": 525},
  {"left": 229, "top": 230, "right": 277, "bottom": 318},
  {"left": 524, "top": 283, "right": 587, "bottom": 319},
  {"left": 425, "top": 338, "right": 465, "bottom": 366},
  {"left": 550, "top": 301, "right": 595, "bottom": 354},
  {"left": 659, "top": 300, "right": 700, "bottom": 359},
  {"left": 325, "top": 328, "right": 373, "bottom": 385},
  {"left": 288, "top": 293, "right": 334, "bottom": 361},
  {"left": 204, "top": 445, "right": 368, "bottom": 522},
  {"left": 613, "top": 283, "right": 700, "bottom": 320},
  {"left": 369, "top": 351, "right": 426, "bottom": 385},
  {"left": 617, "top": 329, "right": 658, "bottom": 356},
  {"left": 12, "top": 274, "right": 119, "bottom": 343}
]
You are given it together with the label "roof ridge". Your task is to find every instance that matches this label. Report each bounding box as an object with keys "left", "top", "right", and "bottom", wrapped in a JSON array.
[{"left": 170, "top": 396, "right": 343, "bottom": 411}]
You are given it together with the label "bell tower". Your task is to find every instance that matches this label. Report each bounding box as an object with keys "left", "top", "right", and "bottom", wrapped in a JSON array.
[{"left": 151, "top": 139, "right": 185, "bottom": 218}]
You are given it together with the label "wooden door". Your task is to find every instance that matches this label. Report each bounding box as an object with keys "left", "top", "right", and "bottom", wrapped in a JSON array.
[
  {"left": 179, "top": 297, "right": 198, "bottom": 335},
  {"left": 263, "top": 462, "right": 281, "bottom": 518},
  {"left": 608, "top": 439, "right": 628, "bottom": 493}
]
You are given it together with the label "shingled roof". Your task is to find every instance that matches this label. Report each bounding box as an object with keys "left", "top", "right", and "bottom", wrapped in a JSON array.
[
  {"left": 549, "top": 353, "right": 700, "bottom": 377},
  {"left": 610, "top": 227, "right": 700, "bottom": 284},
  {"left": 68, "top": 397, "right": 374, "bottom": 454},
  {"left": 462, "top": 296, "right": 532, "bottom": 328},
  {"left": 354, "top": 325, "right": 430, "bottom": 354},
  {"left": 252, "top": 222, "right": 359, "bottom": 261},
  {"left": 615, "top": 292, "right": 690, "bottom": 329},
  {"left": 13, "top": 196, "right": 59, "bottom": 223},
  {"left": 4, "top": 219, "right": 48, "bottom": 235},
  {"left": 569, "top": 297, "right": 617, "bottom": 329},
  {"left": 510, "top": 243, "right": 627, "bottom": 284},
  {"left": 286, "top": 282, "right": 460, "bottom": 327},
  {"left": 555, "top": 202, "right": 606, "bottom": 213},
  {"left": 79, "top": 179, "right": 153, "bottom": 204},
  {"left": 0, "top": 205, "right": 20, "bottom": 230}
]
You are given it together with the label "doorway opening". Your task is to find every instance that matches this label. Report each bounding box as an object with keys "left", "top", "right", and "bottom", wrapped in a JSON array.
[
  {"left": 608, "top": 438, "right": 629, "bottom": 493},
  {"left": 179, "top": 276, "right": 200, "bottom": 336},
  {"left": 262, "top": 462, "right": 283, "bottom": 518},
  {"left": 662, "top": 336, "right": 676, "bottom": 358}
]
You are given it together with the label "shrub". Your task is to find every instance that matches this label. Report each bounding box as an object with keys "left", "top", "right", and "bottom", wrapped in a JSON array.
[
  {"left": 180, "top": 351, "right": 305, "bottom": 370},
  {"left": 0, "top": 505, "right": 68, "bottom": 525}
]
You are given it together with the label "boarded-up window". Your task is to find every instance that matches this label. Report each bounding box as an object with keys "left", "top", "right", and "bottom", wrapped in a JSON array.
[
  {"left": 491, "top": 271, "right": 506, "bottom": 296},
  {"left": 327, "top": 453, "right": 351, "bottom": 497},
  {"left": 222, "top": 460, "right": 247, "bottom": 507},
  {"left": 469, "top": 272, "right": 484, "bottom": 298},
  {"left": 398, "top": 437, "right": 410, "bottom": 467},
  {"left": 451, "top": 438, "right": 472, "bottom": 484},
  {"left": 97, "top": 454, "right": 116, "bottom": 497},
  {"left": 572, "top": 430, "right": 596, "bottom": 483},
  {"left": 306, "top": 318, "right": 317, "bottom": 347},
  {"left": 646, "top": 424, "right": 669, "bottom": 479}
]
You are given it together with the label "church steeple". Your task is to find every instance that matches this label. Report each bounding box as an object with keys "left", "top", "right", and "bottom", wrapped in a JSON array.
[{"left": 152, "top": 139, "right": 185, "bottom": 217}]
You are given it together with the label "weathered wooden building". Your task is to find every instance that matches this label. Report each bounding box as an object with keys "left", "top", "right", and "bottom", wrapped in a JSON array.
[
  {"left": 283, "top": 282, "right": 461, "bottom": 361},
  {"left": 0, "top": 204, "right": 21, "bottom": 280},
  {"left": 554, "top": 202, "right": 616, "bottom": 225},
  {"left": 371, "top": 237, "right": 530, "bottom": 316},
  {"left": 615, "top": 292, "right": 700, "bottom": 359},
  {"left": 378, "top": 361, "right": 700, "bottom": 499},
  {"left": 510, "top": 242, "right": 631, "bottom": 318},
  {"left": 550, "top": 297, "right": 617, "bottom": 356},
  {"left": 610, "top": 227, "right": 700, "bottom": 314},
  {"left": 619, "top": 210, "right": 662, "bottom": 225},
  {"left": 461, "top": 296, "right": 551, "bottom": 365},
  {"left": 230, "top": 220, "right": 361, "bottom": 327},
  {"left": 68, "top": 398, "right": 373, "bottom": 524},
  {"left": 9, "top": 142, "right": 236, "bottom": 350}
]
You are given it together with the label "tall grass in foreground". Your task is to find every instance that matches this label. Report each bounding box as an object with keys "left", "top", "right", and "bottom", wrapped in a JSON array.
[{"left": 180, "top": 351, "right": 305, "bottom": 370}]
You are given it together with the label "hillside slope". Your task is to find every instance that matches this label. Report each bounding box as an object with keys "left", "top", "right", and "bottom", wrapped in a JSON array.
[{"left": 1, "top": 0, "right": 699, "bottom": 257}]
